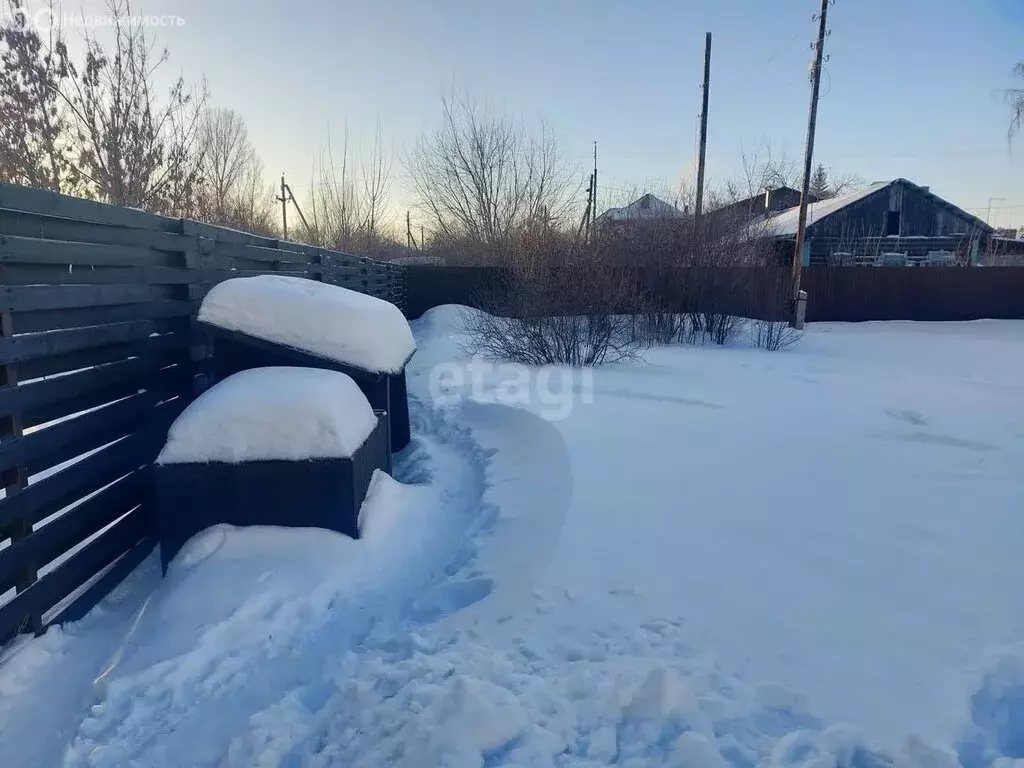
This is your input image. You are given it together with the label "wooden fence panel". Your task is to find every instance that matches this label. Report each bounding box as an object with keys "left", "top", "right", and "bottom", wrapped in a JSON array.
[
  {"left": 0, "top": 182, "right": 407, "bottom": 644},
  {"left": 802, "top": 267, "right": 1024, "bottom": 322}
]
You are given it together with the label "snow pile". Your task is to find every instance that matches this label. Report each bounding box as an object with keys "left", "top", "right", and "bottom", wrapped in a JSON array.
[
  {"left": 156, "top": 367, "right": 377, "bottom": 464},
  {"left": 958, "top": 647, "right": 1024, "bottom": 768},
  {"left": 198, "top": 275, "right": 415, "bottom": 373}
]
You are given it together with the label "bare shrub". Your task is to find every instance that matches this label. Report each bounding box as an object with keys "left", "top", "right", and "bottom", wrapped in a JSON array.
[
  {"left": 593, "top": 198, "right": 778, "bottom": 347},
  {"left": 461, "top": 234, "right": 644, "bottom": 366},
  {"left": 750, "top": 319, "right": 803, "bottom": 351}
]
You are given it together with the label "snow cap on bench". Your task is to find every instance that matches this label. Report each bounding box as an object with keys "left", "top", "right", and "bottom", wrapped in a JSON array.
[
  {"left": 198, "top": 275, "right": 415, "bottom": 374},
  {"left": 157, "top": 367, "right": 378, "bottom": 464}
]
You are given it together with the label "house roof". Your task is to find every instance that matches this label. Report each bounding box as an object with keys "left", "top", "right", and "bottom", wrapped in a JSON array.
[
  {"left": 596, "top": 193, "right": 686, "bottom": 223},
  {"left": 748, "top": 179, "right": 994, "bottom": 238}
]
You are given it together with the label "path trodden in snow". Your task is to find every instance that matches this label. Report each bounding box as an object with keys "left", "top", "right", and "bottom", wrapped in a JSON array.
[{"left": 1, "top": 306, "right": 1023, "bottom": 768}]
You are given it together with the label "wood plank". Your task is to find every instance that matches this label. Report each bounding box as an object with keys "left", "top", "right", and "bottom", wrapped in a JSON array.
[
  {"left": 18, "top": 363, "right": 188, "bottom": 429},
  {"left": 0, "top": 507, "right": 148, "bottom": 641},
  {"left": 19, "top": 332, "right": 189, "bottom": 381},
  {"left": 0, "top": 264, "right": 216, "bottom": 285},
  {"left": 183, "top": 219, "right": 278, "bottom": 247},
  {"left": 0, "top": 404, "right": 180, "bottom": 532},
  {"left": 0, "top": 183, "right": 176, "bottom": 231},
  {"left": 200, "top": 239, "right": 312, "bottom": 264},
  {"left": 1, "top": 284, "right": 178, "bottom": 312},
  {"left": 0, "top": 209, "right": 191, "bottom": 252},
  {"left": 0, "top": 235, "right": 177, "bottom": 268},
  {"left": 0, "top": 470, "right": 145, "bottom": 592},
  {"left": 11, "top": 299, "right": 194, "bottom": 334},
  {"left": 0, "top": 354, "right": 185, "bottom": 421},
  {"left": 0, "top": 388, "right": 176, "bottom": 475},
  {"left": 0, "top": 318, "right": 186, "bottom": 365}
]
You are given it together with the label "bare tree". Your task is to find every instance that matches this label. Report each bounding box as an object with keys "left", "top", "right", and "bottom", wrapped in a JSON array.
[
  {"left": 197, "top": 108, "right": 254, "bottom": 217},
  {"left": 58, "top": 0, "right": 207, "bottom": 213},
  {"left": 408, "top": 92, "right": 577, "bottom": 262},
  {"left": 724, "top": 140, "right": 798, "bottom": 202},
  {"left": 1009, "top": 63, "right": 1024, "bottom": 143},
  {"left": 360, "top": 118, "right": 391, "bottom": 245},
  {"left": 299, "top": 123, "right": 399, "bottom": 255},
  {"left": 0, "top": 0, "right": 75, "bottom": 191},
  {"left": 229, "top": 155, "right": 277, "bottom": 235}
]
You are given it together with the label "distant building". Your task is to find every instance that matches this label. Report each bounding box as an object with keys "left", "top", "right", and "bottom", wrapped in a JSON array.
[
  {"left": 747, "top": 178, "right": 993, "bottom": 267},
  {"left": 595, "top": 193, "right": 687, "bottom": 226},
  {"left": 988, "top": 227, "right": 1024, "bottom": 265},
  {"left": 713, "top": 186, "right": 808, "bottom": 222}
]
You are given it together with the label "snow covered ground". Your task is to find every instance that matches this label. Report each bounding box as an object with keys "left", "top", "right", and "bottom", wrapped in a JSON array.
[{"left": 1, "top": 306, "right": 1023, "bottom": 767}]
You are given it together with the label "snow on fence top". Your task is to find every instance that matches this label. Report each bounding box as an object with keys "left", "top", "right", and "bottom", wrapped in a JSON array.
[
  {"left": 156, "top": 367, "right": 378, "bottom": 464},
  {"left": 198, "top": 275, "right": 416, "bottom": 374}
]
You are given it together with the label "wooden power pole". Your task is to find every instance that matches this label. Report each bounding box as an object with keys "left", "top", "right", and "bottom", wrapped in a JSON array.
[
  {"left": 277, "top": 175, "right": 288, "bottom": 240},
  {"left": 693, "top": 32, "right": 712, "bottom": 226},
  {"left": 791, "top": 0, "right": 831, "bottom": 326}
]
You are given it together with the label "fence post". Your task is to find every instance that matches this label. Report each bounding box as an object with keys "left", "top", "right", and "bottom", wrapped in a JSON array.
[{"left": 1, "top": 308, "right": 39, "bottom": 635}]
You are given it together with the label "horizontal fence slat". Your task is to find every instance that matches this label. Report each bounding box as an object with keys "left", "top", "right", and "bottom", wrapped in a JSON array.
[
  {"left": 0, "top": 319, "right": 187, "bottom": 365},
  {"left": 0, "top": 264, "right": 205, "bottom": 286},
  {"left": 200, "top": 240, "right": 314, "bottom": 265},
  {"left": 1, "top": 284, "right": 178, "bottom": 312},
  {"left": 18, "top": 333, "right": 189, "bottom": 381},
  {"left": 1, "top": 355, "right": 187, "bottom": 425},
  {"left": 0, "top": 209, "right": 189, "bottom": 252},
  {"left": 0, "top": 356, "right": 173, "bottom": 417},
  {"left": 0, "top": 388, "right": 179, "bottom": 476},
  {"left": 0, "top": 182, "right": 177, "bottom": 231},
  {"left": 0, "top": 508, "right": 148, "bottom": 641},
  {"left": 0, "top": 403, "right": 180, "bottom": 532},
  {"left": 0, "top": 235, "right": 178, "bottom": 268},
  {"left": 0, "top": 470, "right": 146, "bottom": 593},
  {"left": 11, "top": 299, "right": 195, "bottom": 335}
]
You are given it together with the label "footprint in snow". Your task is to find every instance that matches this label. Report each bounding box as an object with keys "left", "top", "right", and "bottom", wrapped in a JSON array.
[{"left": 886, "top": 408, "right": 929, "bottom": 426}]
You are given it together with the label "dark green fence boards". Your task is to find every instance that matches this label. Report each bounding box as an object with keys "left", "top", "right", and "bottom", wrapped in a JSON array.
[{"left": 0, "top": 182, "right": 405, "bottom": 644}]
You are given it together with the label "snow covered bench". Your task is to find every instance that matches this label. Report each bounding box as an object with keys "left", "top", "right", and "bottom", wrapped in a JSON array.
[
  {"left": 196, "top": 275, "right": 416, "bottom": 451},
  {"left": 153, "top": 367, "right": 391, "bottom": 572}
]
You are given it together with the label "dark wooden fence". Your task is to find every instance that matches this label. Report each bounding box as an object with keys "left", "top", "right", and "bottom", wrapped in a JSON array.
[
  {"left": 0, "top": 183, "right": 404, "bottom": 644},
  {"left": 405, "top": 264, "right": 1024, "bottom": 323},
  {"left": 404, "top": 265, "right": 510, "bottom": 319},
  {"left": 802, "top": 267, "right": 1024, "bottom": 322}
]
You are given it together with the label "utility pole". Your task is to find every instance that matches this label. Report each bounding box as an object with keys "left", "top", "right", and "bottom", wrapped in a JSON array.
[
  {"left": 578, "top": 172, "right": 594, "bottom": 243},
  {"left": 986, "top": 197, "right": 1006, "bottom": 225},
  {"left": 591, "top": 141, "right": 598, "bottom": 237},
  {"left": 406, "top": 211, "right": 414, "bottom": 249},
  {"left": 420, "top": 225, "right": 425, "bottom": 250},
  {"left": 277, "top": 175, "right": 289, "bottom": 240},
  {"left": 791, "top": 0, "right": 831, "bottom": 327},
  {"left": 694, "top": 32, "right": 712, "bottom": 228},
  {"left": 282, "top": 182, "right": 311, "bottom": 234}
]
